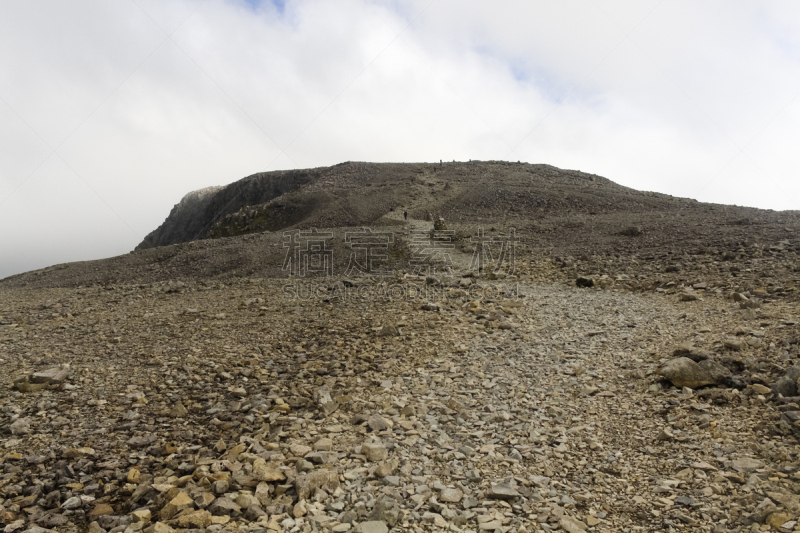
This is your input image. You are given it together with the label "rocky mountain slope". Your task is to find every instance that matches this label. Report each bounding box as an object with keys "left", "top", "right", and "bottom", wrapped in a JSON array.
[
  {"left": 135, "top": 161, "right": 696, "bottom": 250},
  {"left": 4, "top": 161, "right": 800, "bottom": 294},
  {"left": 2, "top": 162, "right": 800, "bottom": 533}
]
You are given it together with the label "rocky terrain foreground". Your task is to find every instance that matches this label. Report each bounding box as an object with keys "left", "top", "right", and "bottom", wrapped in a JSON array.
[
  {"left": 2, "top": 161, "right": 800, "bottom": 533},
  {"left": 2, "top": 264, "right": 800, "bottom": 533}
]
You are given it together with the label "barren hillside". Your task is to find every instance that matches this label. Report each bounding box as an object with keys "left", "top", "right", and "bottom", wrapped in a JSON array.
[{"left": 2, "top": 162, "right": 800, "bottom": 533}]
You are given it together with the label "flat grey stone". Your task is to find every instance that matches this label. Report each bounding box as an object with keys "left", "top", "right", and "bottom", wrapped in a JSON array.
[{"left": 355, "top": 521, "right": 388, "bottom": 533}]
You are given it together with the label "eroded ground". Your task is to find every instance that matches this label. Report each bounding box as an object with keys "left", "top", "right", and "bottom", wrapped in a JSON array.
[{"left": 1, "top": 272, "right": 800, "bottom": 533}]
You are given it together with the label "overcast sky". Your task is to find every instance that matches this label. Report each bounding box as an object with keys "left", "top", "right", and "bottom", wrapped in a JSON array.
[{"left": 2, "top": 0, "right": 800, "bottom": 279}]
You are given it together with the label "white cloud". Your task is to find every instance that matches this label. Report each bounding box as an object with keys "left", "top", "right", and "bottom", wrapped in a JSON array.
[{"left": 1, "top": 0, "right": 799, "bottom": 278}]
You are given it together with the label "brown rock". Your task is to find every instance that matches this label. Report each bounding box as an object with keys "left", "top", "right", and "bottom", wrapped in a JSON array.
[
  {"left": 766, "top": 512, "right": 792, "bottom": 528},
  {"left": 88, "top": 503, "right": 114, "bottom": 517},
  {"left": 487, "top": 483, "right": 520, "bottom": 500},
  {"left": 439, "top": 488, "right": 463, "bottom": 503},
  {"left": 168, "top": 402, "right": 188, "bottom": 418},
  {"left": 314, "top": 438, "right": 333, "bottom": 451},
  {"left": 559, "top": 516, "right": 588, "bottom": 533},
  {"left": 362, "top": 441, "right": 388, "bottom": 462},
  {"left": 160, "top": 491, "right": 194, "bottom": 520},
  {"left": 374, "top": 459, "right": 397, "bottom": 477},
  {"left": 367, "top": 414, "right": 391, "bottom": 431},
  {"left": 293, "top": 500, "right": 308, "bottom": 518},
  {"left": 751, "top": 384, "right": 772, "bottom": 395},
  {"left": 171, "top": 510, "right": 212, "bottom": 529},
  {"left": 31, "top": 365, "right": 70, "bottom": 384},
  {"left": 732, "top": 457, "right": 764, "bottom": 473},
  {"left": 127, "top": 467, "right": 141, "bottom": 484},
  {"left": 659, "top": 357, "right": 718, "bottom": 388},
  {"left": 208, "top": 497, "right": 241, "bottom": 516},
  {"left": 253, "top": 459, "right": 286, "bottom": 482},
  {"left": 295, "top": 469, "right": 340, "bottom": 500},
  {"left": 63, "top": 447, "right": 95, "bottom": 459}
]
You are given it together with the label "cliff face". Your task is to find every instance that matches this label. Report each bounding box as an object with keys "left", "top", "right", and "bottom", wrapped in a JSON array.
[
  {"left": 134, "top": 169, "right": 320, "bottom": 250},
  {"left": 134, "top": 186, "right": 222, "bottom": 251}
]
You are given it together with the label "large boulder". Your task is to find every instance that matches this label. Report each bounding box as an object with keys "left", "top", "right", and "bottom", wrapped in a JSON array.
[
  {"left": 659, "top": 357, "right": 718, "bottom": 388},
  {"left": 786, "top": 364, "right": 800, "bottom": 382},
  {"left": 696, "top": 359, "right": 732, "bottom": 385},
  {"left": 772, "top": 376, "right": 797, "bottom": 398},
  {"left": 31, "top": 365, "right": 71, "bottom": 385}
]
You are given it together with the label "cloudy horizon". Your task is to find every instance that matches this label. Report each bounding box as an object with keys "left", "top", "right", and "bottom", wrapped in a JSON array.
[{"left": 2, "top": 0, "right": 800, "bottom": 279}]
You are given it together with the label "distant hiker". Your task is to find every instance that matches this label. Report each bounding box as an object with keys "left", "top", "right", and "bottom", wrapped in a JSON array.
[{"left": 404, "top": 210, "right": 408, "bottom": 220}]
